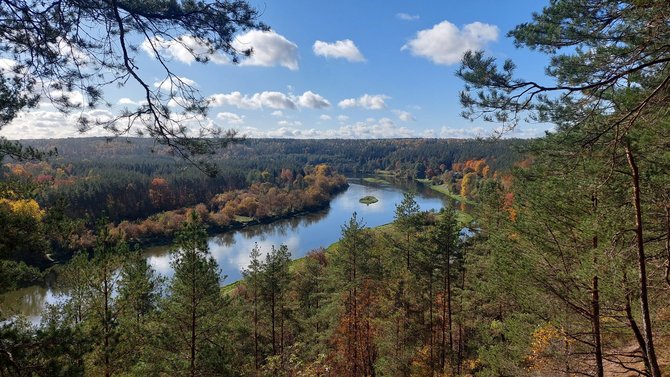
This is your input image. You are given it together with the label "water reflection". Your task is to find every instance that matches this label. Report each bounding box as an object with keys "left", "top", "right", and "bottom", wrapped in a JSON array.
[{"left": 1, "top": 180, "right": 448, "bottom": 319}]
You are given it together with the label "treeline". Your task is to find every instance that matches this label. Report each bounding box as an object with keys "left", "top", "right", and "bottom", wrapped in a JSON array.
[{"left": 21, "top": 138, "right": 524, "bottom": 174}]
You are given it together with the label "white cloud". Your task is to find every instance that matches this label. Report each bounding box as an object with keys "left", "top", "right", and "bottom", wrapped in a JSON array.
[
  {"left": 422, "top": 129, "right": 437, "bottom": 138},
  {"left": 396, "top": 13, "right": 420, "bottom": 21},
  {"left": 141, "top": 31, "right": 298, "bottom": 70},
  {"left": 239, "top": 117, "right": 414, "bottom": 139},
  {"left": 233, "top": 30, "right": 299, "bottom": 70},
  {"left": 313, "top": 40, "right": 365, "bottom": 62},
  {"left": 0, "top": 109, "right": 115, "bottom": 139},
  {"left": 295, "top": 91, "right": 331, "bottom": 109},
  {"left": 277, "top": 120, "right": 303, "bottom": 127},
  {"left": 338, "top": 94, "right": 389, "bottom": 110},
  {"left": 337, "top": 115, "right": 349, "bottom": 122},
  {"left": 271, "top": 110, "right": 284, "bottom": 117},
  {"left": 319, "top": 114, "right": 332, "bottom": 121},
  {"left": 208, "top": 91, "right": 296, "bottom": 110},
  {"left": 140, "top": 35, "right": 228, "bottom": 65},
  {"left": 402, "top": 21, "right": 498, "bottom": 65},
  {"left": 0, "top": 58, "right": 17, "bottom": 71},
  {"left": 394, "top": 110, "right": 415, "bottom": 122},
  {"left": 118, "top": 98, "right": 138, "bottom": 106},
  {"left": 209, "top": 90, "right": 330, "bottom": 110},
  {"left": 216, "top": 112, "right": 245, "bottom": 125},
  {"left": 152, "top": 76, "right": 197, "bottom": 93},
  {"left": 44, "top": 90, "right": 86, "bottom": 107},
  {"left": 439, "top": 126, "right": 486, "bottom": 138}
]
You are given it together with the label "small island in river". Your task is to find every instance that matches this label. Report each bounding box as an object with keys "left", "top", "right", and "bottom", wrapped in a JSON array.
[{"left": 359, "top": 195, "right": 379, "bottom": 205}]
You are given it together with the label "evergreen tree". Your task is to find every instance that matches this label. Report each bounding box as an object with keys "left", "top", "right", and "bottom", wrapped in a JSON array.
[{"left": 158, "top": 211, "right": 227, "bottom": 376}]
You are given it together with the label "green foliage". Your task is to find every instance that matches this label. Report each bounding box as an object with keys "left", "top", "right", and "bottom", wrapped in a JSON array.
[{"left": 157, "top": 211, "right": 227, "bottom": 376}]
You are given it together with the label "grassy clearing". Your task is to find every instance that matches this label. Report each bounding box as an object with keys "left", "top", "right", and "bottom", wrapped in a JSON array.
[
  {"left": 359, "top": 195, "right": 379, "bottom": 205},
  {"left": 417, "top": 180, "right": 475, "bottom": 205},
  {"left": 362, "top": 177, "right": 391, "bottom": 184},
  {"left": 233, "top": 215, "right": 255, "bottom": 223}
]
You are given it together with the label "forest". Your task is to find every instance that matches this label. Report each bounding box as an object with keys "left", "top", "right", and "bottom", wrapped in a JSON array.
[{"left": 1, "top": 0, "right": 670, "bottom": 376}]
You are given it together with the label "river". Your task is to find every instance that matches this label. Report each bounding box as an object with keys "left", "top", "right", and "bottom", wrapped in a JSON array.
[{"left": 1, "top": 178, "right": 450, "bottom": 322}]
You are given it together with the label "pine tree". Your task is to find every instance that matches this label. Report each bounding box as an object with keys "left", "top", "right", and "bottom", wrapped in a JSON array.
[{"left": 159, "top": 211, "right": 226, "bottom": 376}]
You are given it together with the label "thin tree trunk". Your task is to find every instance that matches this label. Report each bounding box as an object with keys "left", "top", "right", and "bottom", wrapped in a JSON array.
[
  {"left": 253, "top": 279, "right": 259, "bottom": 374},
  {"left": 104, "top": 268, "right": 111, "bottom": 377},
  {"left": 591, "top": 194, "right": 604, "bottom": 377},
  {"left": 592, "top": 275, "right": 604, "bottom": 377},
  {"left": 441, "top": 265, "right": 447, "bottom": 372},
  {"left": 457, "top": 263, "right": 465, "bottom": 375},
  {"left": 429, "top": 272, "right": 435, "bottom": 376},
  {"left": 189, "top": 252, "right": 197, "bottom": 377},
  {"left": 625, "top": 285, "right": 651, "bottom": 373},
  {"left": 625, "top": 145, "right": 662, "bottom": 377},
  {"left": 271, "top": 290, "right": 276, "bottom": 356},
  {"left": 446, "top": 249, "right": 454, "bottom": 375}
]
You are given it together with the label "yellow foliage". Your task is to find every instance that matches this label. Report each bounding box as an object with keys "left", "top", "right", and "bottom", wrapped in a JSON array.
[
  {"left": 0, "top": 198, "right": 45, "bottom": 220},
  {"left": 527, "top": 323, "right": 565, "bottom": 370}
]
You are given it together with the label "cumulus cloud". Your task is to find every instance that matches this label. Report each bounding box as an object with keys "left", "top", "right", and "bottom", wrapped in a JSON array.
[
  {"left": 271, "top": 110, "right": 284, "bottom": 117},
  {"left": 141, "top": 31, "right": 298, "bottom": 70},
  {"left": 233, "top": 30, "right": 299, "bottom": 70},
  {"left": 239, "top": 117, "right": 414, "bottom": 139},
  {"left": 277, "top": 120, "right": 303, "bottom": 127},
  {"left": 396, "top": 13, "right": 420, "bottom": 21},
  {"left": 140, "top": 35, "right": 228, "bottom": 65},
  {"left": 319, "top": 114, "right": 332, "bottom": 121},
  {"left": 118, "top": 98, "right": 139, "bottom": 106},
  {"left": 439, "top": 126, "right": 486, "bottom": 138},
  {"left": 393, "top": 110, "right": 415, "bottom": 122},
  {"left": 337, "top": 115, "right": 349, "bottom": 122},
  {"left": 209, "top": 90, "right": 330, "bottom": 110},
  {"left": 338, "top": 94, "right": 389, "bottom": 110},
  {"left": 0, "top": 109, "right": 114, "bottom": 139},
  {"left": 216, "top": 112, "right": 245, "bottom": 125},
  {"left": 402, "top": 21, "right": 498, "bottom": 65},
  {"left": 313, "top": 40, "right": 365, "bottom": 62},
  {"left": 295, "top": 91, "right": 331, "bottom": 109},
  {"left": 208, "top": 91, "right": 296, "bottom": 110}
]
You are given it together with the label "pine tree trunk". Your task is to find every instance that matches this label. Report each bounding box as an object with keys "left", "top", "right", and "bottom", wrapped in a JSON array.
[
  {"left": 253, "top": 279, "right": 259, "bottom": 374},
  {"left": 624, "top": 283, "right": 651, "bottom": 373},
  {"left": 592, "top": 275, "right": 604, "bottom": 377},
  {"left": 625, "top": 145, "right": 661, "bottom": 377},
  {"left": 446, "top": 250, "right": 454, "bottom": 375},
  {"left": 429, "top": 272, "right": 435, "bottom": 376},
  {"left": 104, "top": 268, "right": 111, "bottom": 377},
  {"left": 591, "top": 195, "right": 604, "bottom": 377}
]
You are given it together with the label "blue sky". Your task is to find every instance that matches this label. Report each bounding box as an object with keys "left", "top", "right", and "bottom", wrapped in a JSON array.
[{"left": 1, "top": 0, "right": 553, "bottom": 140}]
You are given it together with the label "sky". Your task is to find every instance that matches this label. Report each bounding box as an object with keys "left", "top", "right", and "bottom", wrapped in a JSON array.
[{"left": 0, "top": 0, "right": 553, "bottom": 140}]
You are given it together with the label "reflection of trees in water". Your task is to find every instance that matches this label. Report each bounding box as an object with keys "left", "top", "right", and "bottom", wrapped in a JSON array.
[
  {"left": 213, "top": 232, "right": 236, "bottom": 247},
  {"left": 236, "top": 209, "right": 330, "bottom": 240},
  {"left": 1, "top": 286, "right": 50, "bottom": 317}
]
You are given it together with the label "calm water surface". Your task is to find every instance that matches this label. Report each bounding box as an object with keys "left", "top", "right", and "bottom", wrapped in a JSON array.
[{"left": 1, "top": 179, "right": 448, "bottom": 322}]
